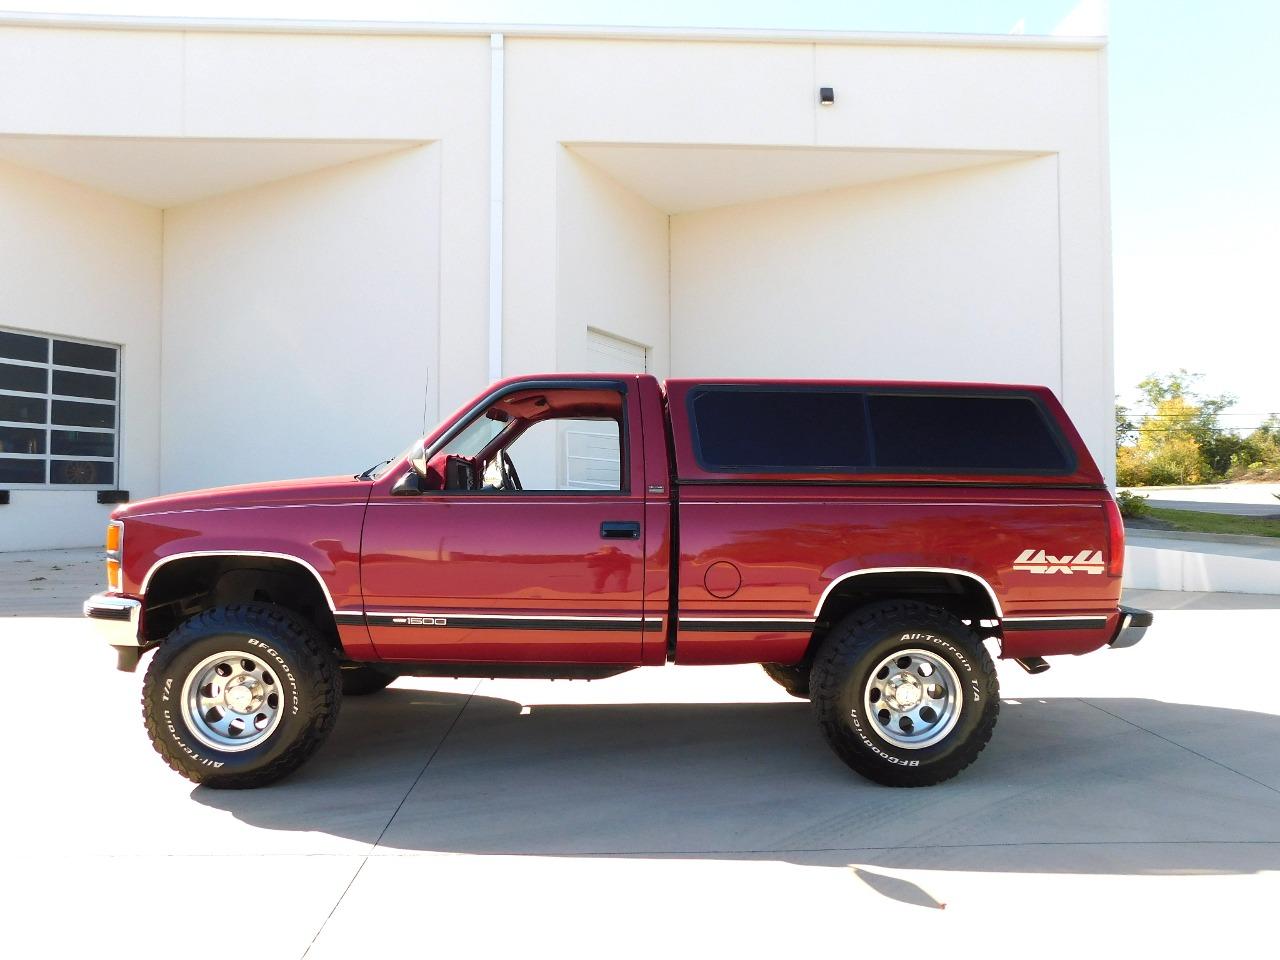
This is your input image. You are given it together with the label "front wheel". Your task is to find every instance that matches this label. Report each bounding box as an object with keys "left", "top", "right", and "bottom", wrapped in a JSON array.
[
  {"left": 141, "top": 602, "right": 341, "bottom": 789},
  {"left": 761, "top": 662, "right": 810, "bottom": 699},
  {"left": 809, "top": 601, "right": 999, "bottom": 787}
]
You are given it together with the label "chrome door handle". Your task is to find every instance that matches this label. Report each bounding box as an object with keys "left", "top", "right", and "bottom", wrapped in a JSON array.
[{"left": 600, "top": 521, "right": 641, "bottom": 540}]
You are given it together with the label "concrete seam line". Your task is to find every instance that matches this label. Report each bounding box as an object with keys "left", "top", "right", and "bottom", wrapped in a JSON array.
[
  {"left": 370, "top": 678, "right": 481, "bottom": 849},
  {"left": 1080, "top": 698, "right": 1280, "bottom": 798},
  {"left": 1128, "top": 528, "right": 1280, "bottom": 549},
  {"left": 300, "top": 679, "right": 480, "bottom": 958},
  {"left": 300, "top": 858, "right": 369, "bottom": 960}
]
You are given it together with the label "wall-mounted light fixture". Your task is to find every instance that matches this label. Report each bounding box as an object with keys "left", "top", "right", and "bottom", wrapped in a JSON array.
[{"left": 819, "top": 87, "right": 835, "bottom": 105}]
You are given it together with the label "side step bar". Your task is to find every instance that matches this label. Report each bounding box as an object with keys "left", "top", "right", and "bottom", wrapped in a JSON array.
[{"left": 1014, "top": 656, "right": 1051, "bottom": 675}]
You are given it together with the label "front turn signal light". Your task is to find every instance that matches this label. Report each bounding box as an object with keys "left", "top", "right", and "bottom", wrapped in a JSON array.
[{"left": 105, "top": 520, "right": 123, "bottom": 592}]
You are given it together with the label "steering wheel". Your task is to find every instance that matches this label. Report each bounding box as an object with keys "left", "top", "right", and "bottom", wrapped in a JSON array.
[{"left": 500, "top": 450, "right": 523, "bottom": 492}]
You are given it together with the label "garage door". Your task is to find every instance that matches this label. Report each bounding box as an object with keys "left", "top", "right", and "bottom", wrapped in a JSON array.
[
  {"left": 565, "top": 331, "right": 649, "bottom": 488},
  {"left": 586, "top": 329, "right": 648, "bottom": 374}
]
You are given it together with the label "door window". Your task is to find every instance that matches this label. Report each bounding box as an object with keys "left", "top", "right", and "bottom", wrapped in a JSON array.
[
  {"left": 438, "top": 385, "right": 628, "bottom": 495},
  {"left": 505, "top": 417, "right": 622, "bottom": 491}
]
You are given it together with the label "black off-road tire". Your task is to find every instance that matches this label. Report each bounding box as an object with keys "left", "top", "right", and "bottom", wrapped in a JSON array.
[
  {"left": 810, "top": 601, "right": 999, "bottom": 787},
  {"left": 762, "top": 662, "right": 810, "bottom": 699},
  {"left": 341, "top": 665, "right": 398, "bottom": 696},
  {"left": 141, "top": 602, "right": 341, "bottom": 789}
]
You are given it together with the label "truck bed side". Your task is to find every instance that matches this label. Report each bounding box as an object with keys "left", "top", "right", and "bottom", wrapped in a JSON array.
[{"left": 673, "top": 483, "right": 1120, "bottom": 664}]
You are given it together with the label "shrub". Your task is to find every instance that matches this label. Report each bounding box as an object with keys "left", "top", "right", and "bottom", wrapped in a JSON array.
[
  {"left": 1116, "top": 490, "right": 1150, "bottom": 518},
  {"left": 1224, "top": 429, "right": 1280, "bottom": 481}
]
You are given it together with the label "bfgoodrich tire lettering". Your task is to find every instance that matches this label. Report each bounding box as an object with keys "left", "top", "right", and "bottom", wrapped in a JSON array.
[
  {"left": 141, "top": 602, "right": 341, "bottom": 789},
  {"left": 810, "top": 601, "right": 999, "bottom": 787}
]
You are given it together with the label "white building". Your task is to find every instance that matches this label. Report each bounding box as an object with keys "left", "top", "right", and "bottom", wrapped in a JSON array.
[{"left": 0, "top": 14, "right": 1113, "bottom": 550}]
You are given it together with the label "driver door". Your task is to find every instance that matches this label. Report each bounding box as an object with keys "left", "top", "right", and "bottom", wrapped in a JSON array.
[{"left": 360, "top": 381, "right": 650, "bottom": 664}]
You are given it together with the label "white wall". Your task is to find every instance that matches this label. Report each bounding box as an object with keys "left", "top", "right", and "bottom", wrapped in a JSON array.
[
  {"left": 1126, "top": 537, "right": 1280, "bottom": 595},
  {"left": 160, "top": 148, "right": 440, "bottom": 491},
  {"left": 0, "top": 25, "right": 492, "bottom": 419},
  {"left": 671, "top": 156, "right": 1062, "bottom": 392},
  {"left": 505, "top": 36, "right": 1112, "bottom": 482},
  {"left": 0, "top": 158, "right": 161, "bottom": 550},
  {"left": 503, "top": 37, "right": 818, "bottom": 379},
  {"left": 0, "top": 23, "right": 1114, "bottom": 550},
  {"left": 174, "top": 31, "right": 492, "bottom": 420},
  {"left": 554, "top": 149, "right": 670, "bottom": 377}
]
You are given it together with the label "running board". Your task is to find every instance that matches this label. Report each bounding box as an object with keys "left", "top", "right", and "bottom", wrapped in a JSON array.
[
  {"left": 1014, "top": 656, "right": 1051, "bottom": 675},
  {"left": 368, "top": 662, "right": 639, "bottom": 681}
]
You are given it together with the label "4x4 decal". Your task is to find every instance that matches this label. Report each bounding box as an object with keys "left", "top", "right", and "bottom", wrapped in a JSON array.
[{"left": 1013, "top": 549, "right": 1104, "bottom": 574}]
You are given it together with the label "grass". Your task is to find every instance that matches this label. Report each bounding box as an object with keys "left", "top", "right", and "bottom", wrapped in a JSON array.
[{"left": 1144, "top": 506, "right": 1280, "bottom": 539}]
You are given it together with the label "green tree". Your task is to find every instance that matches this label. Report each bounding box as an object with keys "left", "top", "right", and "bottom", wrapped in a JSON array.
[
  {"left": 1227, "top": 414, "right": 1280, "bottom": 481},
  {"left": 1115, "top": 397, "right": 1136, "bottom": 446},
  {"left": 1119, "top": 371, "right": 1243, "bottom": 485}
]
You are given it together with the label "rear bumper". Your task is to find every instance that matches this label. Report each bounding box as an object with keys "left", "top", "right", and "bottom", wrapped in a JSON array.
[
  {"left": 1110, "top": 604, "right": 1152, "bottom": 649},
  {"left": 83, "top": 593, "right": 144, "bottom": 671}
]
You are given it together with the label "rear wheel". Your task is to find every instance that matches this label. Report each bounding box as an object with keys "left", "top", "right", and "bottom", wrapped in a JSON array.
[
  {"left": 141, "top": 602, "right": 341, "bottom": 788},
  {"left": 809, "top": 600, "right": 998, "bottom": 787},
  {"left": 761, "top": 662, "right": 810, "bottom": 699},
  {"left": 341, "top": 665, "right": 397, "bottom": 696}
]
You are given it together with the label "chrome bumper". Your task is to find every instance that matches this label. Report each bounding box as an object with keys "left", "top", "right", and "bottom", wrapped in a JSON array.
[
  {"left": 1110, "top": 604, "right": 1153, "bottom": 649},
  {"left": 83, "top": 593, "right": 144, "bottom": 670}
]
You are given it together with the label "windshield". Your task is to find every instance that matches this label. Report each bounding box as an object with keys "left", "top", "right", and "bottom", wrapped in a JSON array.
[
  {"left": 356, "top": 413, "right": 507, "bottom": 482},
  {"left": 441, "top": 413, "right": 506, "bottom": 458},
  {"left": 357, "top": 441, "right": 416, "bottom": 481}
]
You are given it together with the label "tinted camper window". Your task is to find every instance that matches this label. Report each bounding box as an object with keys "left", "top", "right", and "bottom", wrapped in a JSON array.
[
  {"left": 688, "top": 387, "right": 1072, "bottom": 475},
  {"left": 867, "top": 394, "right": 1070, "bottom": 473},
  {"left": 690, "top": 389, "right": 869, "bottom": 471}
]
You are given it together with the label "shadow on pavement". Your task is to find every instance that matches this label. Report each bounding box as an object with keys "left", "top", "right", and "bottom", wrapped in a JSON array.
[{"left": 194, "top": 685, "right": 1280, "bottom": 880}]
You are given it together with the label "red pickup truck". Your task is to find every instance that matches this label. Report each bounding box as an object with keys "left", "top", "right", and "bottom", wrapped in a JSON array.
[{"left": 85, "top": 375, "right": 1149, "bottom": 789}]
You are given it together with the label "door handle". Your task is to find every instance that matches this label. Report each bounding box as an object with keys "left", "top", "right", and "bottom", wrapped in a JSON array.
[{"left": 600, "top": 521, "right": 641, "bottom": 540}]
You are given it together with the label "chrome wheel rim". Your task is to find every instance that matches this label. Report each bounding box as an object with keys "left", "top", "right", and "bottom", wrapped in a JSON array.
[
  {"left": 181, "top": 650, "right": 284, "bottom": 753},
  {"left": 862, "top": 648, "right": 962, "bottom": 750}
]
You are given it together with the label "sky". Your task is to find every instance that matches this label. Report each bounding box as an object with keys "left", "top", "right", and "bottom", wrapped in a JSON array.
[{"left": 7, "top": 0, "right": 1277, "bottom": 430}]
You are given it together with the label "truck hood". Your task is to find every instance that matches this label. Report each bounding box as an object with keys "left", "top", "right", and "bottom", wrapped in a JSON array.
[{"left": 112, "top": 475, "right": 371, "bottom": 519}]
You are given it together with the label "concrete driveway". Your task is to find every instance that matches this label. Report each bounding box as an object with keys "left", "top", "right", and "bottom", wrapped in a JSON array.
[{"left": 4, "top": 552, "right": 1280, "bottom": 957}]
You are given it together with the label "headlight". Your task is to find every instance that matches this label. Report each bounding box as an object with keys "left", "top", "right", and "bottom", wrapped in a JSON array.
[{"left": 105, "top": 520, "right": 123, "bottom": 592}]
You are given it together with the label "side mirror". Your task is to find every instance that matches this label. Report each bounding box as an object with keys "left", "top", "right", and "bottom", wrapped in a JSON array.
[
  {"left": 393, "top": 448, "right": 447, "bottom": 495},
  {"left": 408, "top": 439, "right": 429, "bottom": 477},
  {"left": 391, "top": 471, "right": 423, "bottom": 497}
]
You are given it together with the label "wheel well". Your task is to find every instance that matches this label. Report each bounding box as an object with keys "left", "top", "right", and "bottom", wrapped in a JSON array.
[
  {"left": 807, "top": 571, "right": 1000, "bottom": 661},
  {"left": 142, "top": 556, "right": 339, "bottom": 650}
]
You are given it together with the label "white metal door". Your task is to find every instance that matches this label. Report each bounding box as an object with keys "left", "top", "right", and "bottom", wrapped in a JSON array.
[{"left": 586, "top": 329, "right": 649, "bottom": 375}]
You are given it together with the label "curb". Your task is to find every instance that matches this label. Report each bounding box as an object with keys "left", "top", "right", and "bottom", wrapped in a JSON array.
[{"left": 1124, "top": 527, "right": 1280, "bottom": 550}]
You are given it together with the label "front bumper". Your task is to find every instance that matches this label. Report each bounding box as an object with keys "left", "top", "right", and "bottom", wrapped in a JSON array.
[
  {"left": 1110, "top": 604, "right": 1153, "bottom": 649},
  {"left": 83, "top": 593, "right": 144, "bottom": 671}
]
